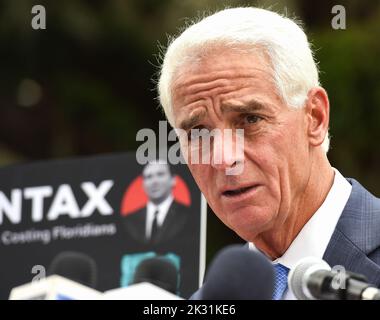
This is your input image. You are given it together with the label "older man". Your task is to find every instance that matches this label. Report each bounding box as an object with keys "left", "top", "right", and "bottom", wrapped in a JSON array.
[{"left": 157, "top": 7, "right": 380, "bottom": 299}]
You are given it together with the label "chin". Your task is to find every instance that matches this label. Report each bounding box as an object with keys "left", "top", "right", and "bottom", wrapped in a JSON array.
[{"left": 225, "top": 206, "right": 275, "bottom": 241}]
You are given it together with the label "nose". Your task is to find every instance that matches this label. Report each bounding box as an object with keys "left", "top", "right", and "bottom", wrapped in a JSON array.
[{"left": 211, "top": 129, "right": 244, "bottom": 175}]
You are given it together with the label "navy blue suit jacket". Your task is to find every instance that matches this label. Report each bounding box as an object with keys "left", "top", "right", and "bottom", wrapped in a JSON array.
[
  {"left": 323, "top": 178, "right": 380, "bottom": 287},
  {"left": 191, "top": 177, "right": 380, "bottom": 299}
]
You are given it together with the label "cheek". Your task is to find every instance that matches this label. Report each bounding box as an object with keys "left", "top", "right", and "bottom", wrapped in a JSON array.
[
  {"left": 245, "top": 138, "right": 282, "bottom": 183},
  {"left": 143, "top": 182, "right": 150, "bottom": 190},
  {"left": 243, "top": 135, "right": 290, "bottom": 211},
  {"left": 188, "top": 164, "right": 223, "bottom": 210},
  {"left": 187, "top": 164, "right": 209, "bottom": 193},
  {"left": 247, "top": 120, "right": 309, "bottom": 208}
]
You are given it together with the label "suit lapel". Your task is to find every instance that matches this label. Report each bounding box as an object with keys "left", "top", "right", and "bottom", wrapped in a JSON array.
[
  {"left": 323, "top": 178, "right": 380, "bottom": 287},
  {"left": 323, "top": 228, "right": 380, "bottom": 286},
  {"left": 141, "top": 206, "right": 149, "bottom": 242},
  {"left": 154, "top": 201, "right": 178, "bottom": 243}
]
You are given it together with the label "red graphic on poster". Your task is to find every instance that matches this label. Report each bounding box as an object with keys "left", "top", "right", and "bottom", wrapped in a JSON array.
[{"left": 121, "top": 175, "right": 191, "bottom": 216}]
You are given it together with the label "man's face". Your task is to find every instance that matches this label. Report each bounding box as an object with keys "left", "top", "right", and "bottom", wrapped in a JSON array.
[
  {"left": 143, "top": 163, "right": 174, "bottom": 203},
  {"left": 171, "top": 48, "right": 313, "bottom": 242}
]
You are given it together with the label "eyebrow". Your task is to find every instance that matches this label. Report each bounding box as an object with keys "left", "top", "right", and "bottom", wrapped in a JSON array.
[
  {"left": 178, "top": 109, "right": 207, "bottom": 131},
  {"left": 177, "top": 99, "right": 268, "bottom": 131},
  {"left": 220, "top": 99, "right": 268, "bottom": 114}
]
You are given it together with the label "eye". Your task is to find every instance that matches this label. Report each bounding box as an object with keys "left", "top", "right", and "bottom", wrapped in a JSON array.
[
  {"left": 245, "top": 114, "right": 262, "bottom": 124},
  {"left": 187, "top": 126, "right": 207, "bottom": 141}
]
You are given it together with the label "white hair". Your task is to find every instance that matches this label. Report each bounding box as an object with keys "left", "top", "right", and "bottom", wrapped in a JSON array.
[{"left": 158, "top": 7, "right": 330, "bottom": 152}]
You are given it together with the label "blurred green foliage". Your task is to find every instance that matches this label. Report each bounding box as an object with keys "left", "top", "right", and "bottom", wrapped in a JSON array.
[
  {"left": 313, "top": 9, "right": 380, "bottom": 192},
  {"left": 0, "top": 0, "right": 379, "bottom": 262}
]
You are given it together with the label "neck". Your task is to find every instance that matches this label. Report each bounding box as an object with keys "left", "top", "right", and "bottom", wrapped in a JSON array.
[
  {"left": 253, "top": 153, "right": 334, "bottom": 260},
  {"left": 150, "top": 194, "right": 172, "bottom": 206}
]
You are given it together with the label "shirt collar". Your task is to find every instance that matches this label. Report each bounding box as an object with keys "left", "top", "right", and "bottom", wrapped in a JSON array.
[
  {"left": 147, "top": 195, "right": 174, "bottom": 216},
  {"left": 250, "top": 168, "right": 352, "bottom": 270}
]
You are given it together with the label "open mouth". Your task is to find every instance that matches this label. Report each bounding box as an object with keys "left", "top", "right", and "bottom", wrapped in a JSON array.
[{"left": 222, "top": 185, "right": 257, "bottom": 197}]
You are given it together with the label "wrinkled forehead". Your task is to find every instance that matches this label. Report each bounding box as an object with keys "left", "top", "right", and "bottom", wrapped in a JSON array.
[
  {"left": 142, "top": 162, "right": 171, "bottom": 178},
  {"left": 173, "top": 44, "right": 270, "bottom": 80},
  {"left": 171, "top": 44, "right": 274, "bottom": 97},
  {"left": 170, "top": 45, "right": 278, "bottom": 127}
]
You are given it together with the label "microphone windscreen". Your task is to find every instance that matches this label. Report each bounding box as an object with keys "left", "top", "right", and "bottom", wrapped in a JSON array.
[
  {"left": 202, "top": 244, "right": 275, "bottom": 300},
  {"left": 48, "top": 251, "right": 98, "bottom": 289},
  {"left": 132, "top": 257, "right": 178, "bottom": 294},
  {"left": 288, "top": 256, "right": 330, "bottom": 300}
]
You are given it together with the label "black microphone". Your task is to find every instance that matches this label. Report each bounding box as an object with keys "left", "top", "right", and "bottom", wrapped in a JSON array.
[
  {"left": 132, "top": 257, "right": 178, "bottom": 294},
  {"left": 289, "top": 257, "right": 380, "bottom": 300},
  {"left": 48, "top": 251, "right": 98, "bottom": 289},
  {"left": 200, "top": 244, "right": 275, "bottom": 300}
]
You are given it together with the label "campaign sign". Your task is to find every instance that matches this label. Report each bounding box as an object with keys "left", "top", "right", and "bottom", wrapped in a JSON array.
[{"left": 0, "top": 153, "right": 206, "bottom": 299}]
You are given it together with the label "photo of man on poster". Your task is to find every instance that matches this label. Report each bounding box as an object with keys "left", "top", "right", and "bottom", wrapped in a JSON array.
[{"left": 122, "top": 160, "right": 190, "bottom": 245}]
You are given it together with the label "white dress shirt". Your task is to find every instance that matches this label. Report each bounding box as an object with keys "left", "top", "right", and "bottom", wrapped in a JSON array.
[
  {"left": 145, "top": 195, "right": 174, "bottom": 240},
  {"left": 249, "top": 168, "right": 352, "bottom": 299}
]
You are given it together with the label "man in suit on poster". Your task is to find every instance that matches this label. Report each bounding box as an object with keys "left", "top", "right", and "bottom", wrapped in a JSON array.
[
  {"left": 122, "top": 160, "right": 189, "bottom": 245},
  {"left": 156, "top": 7, "right": 380, "bottom": 299}
]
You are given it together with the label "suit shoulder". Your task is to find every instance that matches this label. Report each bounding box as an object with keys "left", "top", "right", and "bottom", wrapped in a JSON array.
[
  {"left": 122, "top": 206, "right": 146, "bottom": 220},
  {"left": 339, "top": 178, "right": 380, "bottom": 252},
  {"left": 171, "top": 201, "right": 192, "bottom": 214}
]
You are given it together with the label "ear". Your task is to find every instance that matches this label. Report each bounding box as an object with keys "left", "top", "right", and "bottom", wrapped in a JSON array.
[
  {"left": 305, "top": 87, "right": 330, "bottom": 148},
  {"left": 170, "top": 175, "right": 176, "bottom": 189}
]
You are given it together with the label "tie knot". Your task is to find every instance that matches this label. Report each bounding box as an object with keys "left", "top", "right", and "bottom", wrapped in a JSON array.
[
  {"left": 272, "top": 263, "right": 290, "bottom": 300},
  {"left": 274, "top": 263, "right": 289, "bottom": 276}
]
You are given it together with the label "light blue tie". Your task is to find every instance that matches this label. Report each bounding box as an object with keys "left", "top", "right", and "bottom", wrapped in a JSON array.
[{"left": 272, "top": 264, "right": 290, "bottom": 300}]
